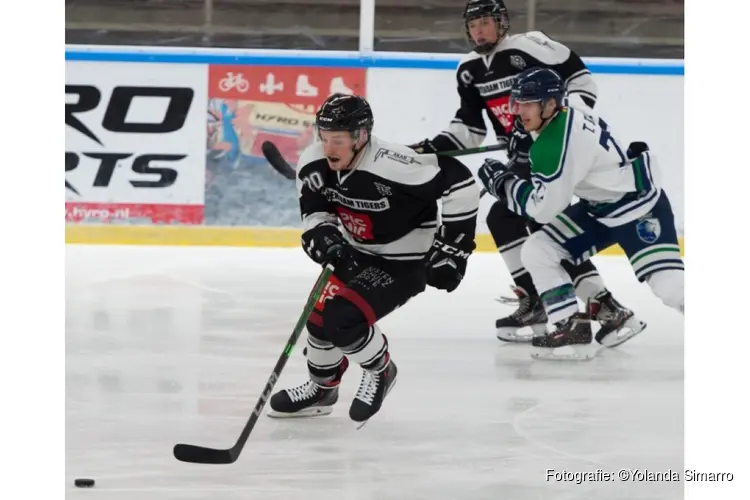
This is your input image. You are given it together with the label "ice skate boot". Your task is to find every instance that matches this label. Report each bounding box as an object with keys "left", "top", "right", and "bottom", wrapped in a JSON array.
[
  {"left": 495, "top": 287, "right": 548, "bottom": 342},
  {"left": 267, "top": 357, "right": 349, "bottom": 418},
  {"left": 531, "top": 313, "right": 595, "bottom": 361},
  {"left": 592, "top": 291, "right": 647, "bottom": 348},
  {"left": 349, "top": 354, "right": 398, "bottom": 428}
]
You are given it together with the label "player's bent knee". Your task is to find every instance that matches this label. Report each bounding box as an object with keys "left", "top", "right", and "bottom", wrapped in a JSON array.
[
  {"left": 322, "top": 296, "right": 370, "bottom": 348},
  {"left": 521, "top": 231, "right": 562, "bottom": 270},
  {"left": 647, "top": 269, "right": 684, "bottom": 313}
]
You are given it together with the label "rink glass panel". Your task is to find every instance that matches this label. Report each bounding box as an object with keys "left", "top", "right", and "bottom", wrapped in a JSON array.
[
  {"left": 372, "top": 0, "right": 684, "bottom": 58},
  {"left": 65, "top": 0, "right": 683, "bottom": 57},
  {"left": 65, "top": 0, "right": 360, "bottom": 50}
]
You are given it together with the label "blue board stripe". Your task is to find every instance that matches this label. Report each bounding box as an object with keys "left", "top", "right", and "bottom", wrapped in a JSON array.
[{"left": 64, "top": 48, "right": 684, "bottom": 76}]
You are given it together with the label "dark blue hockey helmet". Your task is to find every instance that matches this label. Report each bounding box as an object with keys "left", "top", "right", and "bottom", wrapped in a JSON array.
[
  {"left": 509, "top": 67, "right": 565, "bottom": 114},
  {"left": 463, "top": 0, "right": 510, "bottom": 54}
]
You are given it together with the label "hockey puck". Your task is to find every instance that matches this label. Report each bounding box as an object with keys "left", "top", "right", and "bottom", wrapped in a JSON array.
[{"left": 74, "top": 478, "right": 95, "bottom": 488}]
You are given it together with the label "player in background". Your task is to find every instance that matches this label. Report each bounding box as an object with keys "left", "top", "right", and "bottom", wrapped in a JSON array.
[
  {"left": 479, "top": 68, "right": 684, "bottom": 360},
  {"left": 268, "top": 94, "right": 480, "bottom": 423},
  {"left": 409, "top": 0, "right": 644, "bottom": 344}
]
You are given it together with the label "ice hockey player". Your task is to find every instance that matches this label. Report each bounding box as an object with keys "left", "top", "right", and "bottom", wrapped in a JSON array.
[
  {"left": 267, "top": 93, "right": 480, "bottom": 423},
  {"left": 478, "top": 67, "right": 684, "bottom": 360},
  {"left": 408, "top": 0, "right": 644, "bottom": 345}
]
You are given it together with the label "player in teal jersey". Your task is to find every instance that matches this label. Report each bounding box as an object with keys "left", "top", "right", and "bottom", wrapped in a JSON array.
[{"left": 479, "top": 67, "right": 684, "bottom": 360}]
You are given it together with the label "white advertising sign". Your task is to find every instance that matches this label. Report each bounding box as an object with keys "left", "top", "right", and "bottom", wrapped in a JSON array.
[{"left": 65, "top": 61, "right": 208, "bottom": 224}]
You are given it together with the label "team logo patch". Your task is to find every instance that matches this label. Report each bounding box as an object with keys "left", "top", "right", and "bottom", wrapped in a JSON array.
[
  {"left": 510, "top": 55, "right": 526, "bottom": 69},
  {"left": 635, "top": 217, "right": 661, "bottom": 244}
]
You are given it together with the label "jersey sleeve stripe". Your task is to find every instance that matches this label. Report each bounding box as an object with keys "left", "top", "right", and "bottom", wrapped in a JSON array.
[
  {"left": 568, "top": 89, "right": 597, "bottom": 101},
  {"left": 442, "top": 207, "right": 479, "bottom": 222},
  {"left": 565, "top": 69, "right": 591, "bottom": 84},
  {"left": 442, "top": 177, "right": 477, "bottom": 196},
  {"left": 438, "top": 131, "right": 466, "bottom": 149}
]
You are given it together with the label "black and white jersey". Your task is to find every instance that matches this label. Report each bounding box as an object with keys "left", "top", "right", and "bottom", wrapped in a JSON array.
[
  {"left": 432, "top": 30, "right": 597, "bottom": 153},
  {"left": 296, "top": 136, "right": 480, "bottom": 261}
]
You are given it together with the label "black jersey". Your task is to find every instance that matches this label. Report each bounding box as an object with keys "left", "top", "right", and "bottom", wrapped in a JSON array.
[
  {"left": 296, "top": 136, "right": 480, "bottom": 261},
  {"left": 431, "top": 31, "right": 598, "bottom": 153}
]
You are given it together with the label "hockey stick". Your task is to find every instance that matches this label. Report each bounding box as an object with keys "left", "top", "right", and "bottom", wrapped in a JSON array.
[
  {"left": 173, "top": 262, "right": 335, "bottom": 465},
  {"left": 261, "top": 140, "right": 296, "bottom": 180},
  {"left": 260, "top": 141, "right": 507, "bottom": 182}
]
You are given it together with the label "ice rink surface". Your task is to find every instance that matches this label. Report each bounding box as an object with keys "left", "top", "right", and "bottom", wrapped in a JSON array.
[{"left": 66, "top": 245, "right": 684, "bottom": 499}]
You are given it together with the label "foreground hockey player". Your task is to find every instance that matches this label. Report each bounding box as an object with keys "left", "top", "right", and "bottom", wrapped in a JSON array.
[
  {"left": 479, "top": 68, "right": 684, "bottom": 360},
  {"left": 409, "top": 0, "right": 643, "bottom": 344},
  {"left": 267, "top": 93, "right": 480, "bottom": 422}
]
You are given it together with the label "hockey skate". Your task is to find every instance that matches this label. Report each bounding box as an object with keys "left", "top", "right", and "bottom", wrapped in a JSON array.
[
  {"left": 495, "top": 287, "right": 548, "bottom": 342},
  {"left": 267, "top": 358, "right": 349, "bottom": 418},
  {"left": 530, "top": 312, "right": 596, "bottom": 361},
  {"left": 350, "top": 354, "right": 398, "bottom": 429},
  {"left": 591, "top": 291, "right": 647, "bottom": 348}
]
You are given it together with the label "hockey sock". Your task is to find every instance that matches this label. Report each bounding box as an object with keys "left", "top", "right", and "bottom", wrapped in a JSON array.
[
  {"left": 561, "top": 260, "right": 606, "bottom": 302},
  {"left": 305, "top": 325, "right": 345, "bottom": 386},
  {"left": 540, "top": 284, "right": 579, "bottom": 324},
  {"left": 340, "top": 325, "right": 389, "bottom": 372},
  {"left": 499, "top": 237, "right": 538, "bottom": 297}
]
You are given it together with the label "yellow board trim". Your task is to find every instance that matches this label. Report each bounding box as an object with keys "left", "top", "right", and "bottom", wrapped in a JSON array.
[{"left": 65, "top": 225, "right": 685, "bottom": 256}]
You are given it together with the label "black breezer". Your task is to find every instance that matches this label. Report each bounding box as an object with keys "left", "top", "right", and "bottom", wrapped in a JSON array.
[{"left": 306, "top": 251, "right": 426, "bottom": 383}]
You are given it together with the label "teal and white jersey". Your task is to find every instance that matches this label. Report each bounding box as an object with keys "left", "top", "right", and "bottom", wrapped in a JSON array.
[{"left": 503, "top": 107, "right": 660, "bottom": 227}]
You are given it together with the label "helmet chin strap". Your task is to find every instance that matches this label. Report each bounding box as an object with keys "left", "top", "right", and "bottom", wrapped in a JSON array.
[
  {"left": 534, "top": 99, "right": 559, "bottom": 132},
  {"left": 343, "top": 130, "right": 370, "bottom": 171}
]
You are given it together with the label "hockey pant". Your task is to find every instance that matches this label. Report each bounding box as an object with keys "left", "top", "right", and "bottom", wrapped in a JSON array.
[
  {"left": 304, "top": 251, "right": 426, "bottom": 385},
  {"left": 487, "top": 200, "right": 606, "bottom": 301},
  {"left": 520, "top": 190, "right": 684, "bottom": 324}
]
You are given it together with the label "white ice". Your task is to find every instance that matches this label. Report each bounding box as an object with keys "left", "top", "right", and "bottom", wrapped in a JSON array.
[{"left": 66, "top": 245, "right": 684, "bottom": 499}]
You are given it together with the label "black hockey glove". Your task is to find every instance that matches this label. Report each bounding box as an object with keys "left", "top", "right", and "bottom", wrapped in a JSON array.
[
  {"left": 425, "top": 227, "right": 476, "bottom": 293},
  {"left": 478, "top": 158, "right": 517, "bottom": 201},
  {"left": 301, "top": 224, "right": 352, "bottom": 266},
  {"left": 407, "top": 138, "right": 439, "bottom": 154}
]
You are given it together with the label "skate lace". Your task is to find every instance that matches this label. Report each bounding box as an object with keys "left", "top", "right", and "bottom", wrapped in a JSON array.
[
  {"left": 287, "top": 381, "right": 318, "bottom": 403},
  {"left": 595, "top": 295, "right": 628, "bottom": 322},
  {"left": 510, "top": 295, "right": 532, "bottom": 319},
  {"left": 355, "top": 370, "right": 379, "bottom": 405},
  {"left": 495, "top": 285, "right": 522, "bottom": 306}
]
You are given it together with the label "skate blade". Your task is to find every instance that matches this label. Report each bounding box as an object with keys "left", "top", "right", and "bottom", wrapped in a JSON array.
[
  {"left": 267, "top": 406, "right": 334, "bottom": 419},
  {"left": 354, "top": 376, "right": 399, "bottom": 430},
  {"left": 599, "top": 319, "right": 648, "bottom": 348},
  {"left": 530, "top": 343, "right": 597, "bottom": 361},
  {"left": 497, "top": 324, "right": 547, "bottom": 343}
]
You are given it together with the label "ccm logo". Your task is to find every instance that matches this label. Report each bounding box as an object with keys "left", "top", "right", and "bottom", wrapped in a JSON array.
[{"left": 433, "top": 241, "right": 471, "bottom": 259}]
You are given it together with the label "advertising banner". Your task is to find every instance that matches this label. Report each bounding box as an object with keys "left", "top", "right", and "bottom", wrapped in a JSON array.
[
  {"left": 205, "top": 65, "right": 366, "bottom": 226},
  {"left": 65, "top": 62, "right": 209, "bottom": 224}
]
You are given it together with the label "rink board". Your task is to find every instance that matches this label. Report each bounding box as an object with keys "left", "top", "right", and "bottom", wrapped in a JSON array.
[
  {"left": 64, "top": 225, "right": 685, "bottom": 256},
  {"left": 65, "top": 47, "right": 684, "bottom": 256}
]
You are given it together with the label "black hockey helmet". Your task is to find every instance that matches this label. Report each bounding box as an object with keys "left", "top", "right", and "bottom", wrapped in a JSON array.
[
  {"left": 315, "top": 93, "right": 374, "bottom": 140},
  {"left": 463, "top": 0, "right": 510, "bottom": 54}
]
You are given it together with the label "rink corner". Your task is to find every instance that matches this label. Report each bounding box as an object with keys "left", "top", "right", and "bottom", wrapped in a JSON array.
[{"left": 65, "top": 225, "right": 686, "bottom": 256}]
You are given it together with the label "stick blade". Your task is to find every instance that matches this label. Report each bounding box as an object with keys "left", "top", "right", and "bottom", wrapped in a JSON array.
[
  {"left": 173, "top": 443, "right": 236, "bottom": 464},
  {"left": 261, "top": 141, "right": 296, "bottom": 179}
]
